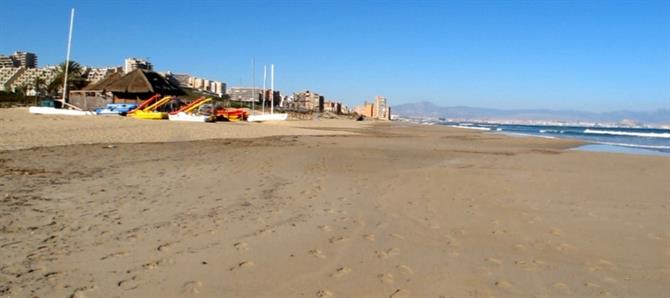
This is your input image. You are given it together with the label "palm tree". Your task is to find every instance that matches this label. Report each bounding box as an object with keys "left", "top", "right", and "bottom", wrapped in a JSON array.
[
  {"left": 47, "top": 60, "right": 87, "bottom": 98},
  {"left": 31, "top": 77, "right": 47, "bottom": 105}
]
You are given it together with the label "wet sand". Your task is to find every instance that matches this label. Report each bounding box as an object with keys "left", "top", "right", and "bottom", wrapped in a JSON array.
[{"left": 1, "top": 110, "right": 669, "bottom": 297}]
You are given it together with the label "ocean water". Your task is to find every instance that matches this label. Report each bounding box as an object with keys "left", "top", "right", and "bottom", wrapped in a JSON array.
[{"left": 442, "top": 122, "right": 670, "bottom": 155}]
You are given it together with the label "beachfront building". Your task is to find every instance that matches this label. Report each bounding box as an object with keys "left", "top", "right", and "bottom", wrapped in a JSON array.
[
  {"left": 124, "top": 57, "right": 153, "bottom": 74},
  {"left": 82, "top": 66, "right": 123, "bottom": 83},
  {"left": 355, "top": 102, "right": 375, "bottom": 118},
  {"left": 286, "top": 90, "right": 324, "bottom": 112},
  {"left": 11, "top": 51, "right": 37, "bottom": 68},
  {"left": 70, "top": 69, "right": 185, "bottom": 110},
  {"left": 354, "top": 96, "right": 391, "bottom": 120},
  {"left": 323, "top": 100, "right": 343, "bottom": 114},
  {"left": 373, "top": 96, "right": 390, "bottom": 120},
  {"left": 163, "top": 72, "right": 226, "bottom": 96},
  {"left": 0, "top": 51, "right": 38, "bottom": 68},
  {"left": 0, "top": 67, "right": 23, "bottom": 91},
  {"left": 227, "top": 87, "right": 261, "bottom": 102},
  {"left": 6, "top": 66, "right": 59, "bottom": 95},
  {"left": 0, "top": 55, "right": 15, "bottom": 68}
]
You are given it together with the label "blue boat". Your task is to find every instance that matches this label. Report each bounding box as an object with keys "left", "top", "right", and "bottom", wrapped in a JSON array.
[{"left": 95, "top": 103, "right": 138, "bottom": 116}]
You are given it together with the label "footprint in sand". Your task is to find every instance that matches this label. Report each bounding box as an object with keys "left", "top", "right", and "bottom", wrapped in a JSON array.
[
  {"left": 390, "top": 288, "right": 410, "bottom": 298},
  {"left": 71, "top": 286, "right": 96, "bottom": 298},
  {"left": 118, "top": 276, "right": 139, "bottom": 290},
  {"left": 329, "top": 236, "right": 348, "bottom": 244},
  {"left": 229, "top": 261, "right": 254, "bottom": 271},
  {"left": 396, "top": 265, "right": 414, "bottom": 275},
  {"left": 375, "top": 248, "right": 400, "bottom": 259},
  {"left": 157, "top": 243, "right": 171, "bottom": 252},
  {"left": 316, "top": 289, "right": 333, "bottom": 297},
  {"left": 309, "top": 249, "right": 326, "bottom": 259},
  {"left": 331, "top": 266, "right": 352, "bottom": 278},
  {"left": 234, "top": 242, "right": 249, "bottom": 251},
  {"left": 485, "top": 257, "right": 503, "bottom": 266},
  {"left": 389, "top": 233, "right": 404, "bottom": 240},
  {"left": 182, "top": 281, "right": 204, "bottom": 294},
  {"left": 378, "top": 273, "right": 394, "bottom": 284},
  {"left": 552, "top": 282, "right": 572, "bottom": 294},
  {"left": 494, "top": 280, "right": 513, "bottom": 288},
  {"left": 101, "top": 251, "right": 129, "bottom": 260}
]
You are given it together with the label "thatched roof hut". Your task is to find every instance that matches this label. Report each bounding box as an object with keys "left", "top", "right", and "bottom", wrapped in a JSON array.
[
  {"left": 104, "top": 69, "right": 184, "bottom": 95},
  {"left": 82, "top": 69, "right": 184, "bottom": 99},
  {"left": 83, "top": 71, "right": 123, "bottom": 91}
]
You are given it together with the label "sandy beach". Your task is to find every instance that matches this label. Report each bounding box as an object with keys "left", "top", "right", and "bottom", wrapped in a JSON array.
[{"left": 1, "top": 108, "right": 669, "bottom": 297}]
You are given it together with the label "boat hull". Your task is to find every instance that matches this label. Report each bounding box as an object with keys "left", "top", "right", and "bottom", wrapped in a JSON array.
[
  {"left": 129, "top": 111, "right": 167, "bottom": 120},
  {"left": 247, "top": 113, "right": 288, "bottom": 122},
  {"left": 29, "top": 106, "right": 95, "bottom": 116},
  {"left": 168, "top": 113, "right": 215, "bottom": 122}
]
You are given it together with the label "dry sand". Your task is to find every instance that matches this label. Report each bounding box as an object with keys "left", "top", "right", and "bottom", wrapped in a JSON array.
[{"left": 1, "top": 109, "right": 669, "bottom": 297}]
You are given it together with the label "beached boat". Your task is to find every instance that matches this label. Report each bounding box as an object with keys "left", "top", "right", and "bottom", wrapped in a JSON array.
[
  {"left": 28, "top": 9, "right": 91, "bottom": 116},
  {"left": 128, "top": 96, "right": 172, "bottom": 120},
  {"left": 29, "top": 106, "right": 95, "bottom": 116},
  {"left": 168, "top": 112, "right": 215, "bottom": 122},
  {"left": 167, "top": 97, "right": 215, "bottom": 122},
  {"left": 215, "top": 107, "right": 248, "bottom": 121},
  {"left": 248, "top": 113, "right": 288, "bottom": 122},
  {"left": 95, "top": 103, "right": 137, "bottom": 116},
  {"left": 248, "top": 64, "right": 287, "bottom": 122}
]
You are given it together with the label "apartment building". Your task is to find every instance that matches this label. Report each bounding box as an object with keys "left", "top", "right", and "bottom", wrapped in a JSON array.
[
  {"left": 11, "top": 51, "right": 37, "bottom": 68},
  {"left": 289, "top": 90, "right": 324, "bottom": 112},
  {"left": 355, "top": 96, "right": 391, "bottom": 120},
  {"left": 124, "top": 57, "right": 152, "bottom": 74},
  {"left": 0, "top": 51, "right": 38, "bottom": 68},
  {"left": 82, "top": 66, "right": 123, "bottom": 83},
  {"left": 227, "top": 87, "right": 260, "bottom": 102},
  {"left": 9, "top": 66, "right": 59, "bottom": 94}
]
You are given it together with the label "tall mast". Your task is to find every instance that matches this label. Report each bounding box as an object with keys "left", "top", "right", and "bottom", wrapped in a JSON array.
[
  {"left": 62, "top": 8, "right": 75, "bottom": 105},
  {"left": 270, "top": 64, "right": 274, "bottom": 114},
  {"left": 262, "top": 65, "right": 268, "bottom": 114},
  {"left": 251, "top": 58, "right": 255, "bottom": 113}
]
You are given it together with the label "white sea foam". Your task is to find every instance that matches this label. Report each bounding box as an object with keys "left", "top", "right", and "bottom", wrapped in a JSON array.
[
  {"left": 592, "top": 141, "right": 670, "bottom": 150},
  {"left": 448, "top": 125, "right": 491, "bottom": 131},
  {"left": 499, "top": 132, "right": 558, "bottom": 139},
  {"left": 584, "top": 129, "right": 670, "bottom": 138}
]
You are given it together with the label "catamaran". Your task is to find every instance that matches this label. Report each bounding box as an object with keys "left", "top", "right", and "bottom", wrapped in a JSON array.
[
  {"left": 29, "top": 8, "right": 94, "bottom": 116},
  {"left": 248, "top": 64, "right": 288, "bottom": 122},
  {"left": 168, "top": 97, "right": 216, "bottom": 122}
]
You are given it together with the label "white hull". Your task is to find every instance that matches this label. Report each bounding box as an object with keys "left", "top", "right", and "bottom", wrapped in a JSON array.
[
  {"left": 29, "top": 106, "right": 95, "bottom": 116},
  {"left": 168, "top": 113, "right": 214, "bottom": 122},
  {"left": 247, "top": 113, "right": 288, "bottom": 122},
  {"left": 96, "top": 110, "right": 123, "bottom": 116}
]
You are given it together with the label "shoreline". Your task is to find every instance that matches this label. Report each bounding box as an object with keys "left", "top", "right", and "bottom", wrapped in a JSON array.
[{"left": 437, "top": 122, "right": 670, "bottom": 157}]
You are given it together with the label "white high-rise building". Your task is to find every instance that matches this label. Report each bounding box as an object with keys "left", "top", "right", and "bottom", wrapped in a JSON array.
[{"left": 124, "top": 58, "right": 152, "bottom": 74}]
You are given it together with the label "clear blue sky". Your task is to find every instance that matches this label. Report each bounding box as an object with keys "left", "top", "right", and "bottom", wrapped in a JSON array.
[{"left": 1, "top": 0, "right": 668, "bottom": 111}]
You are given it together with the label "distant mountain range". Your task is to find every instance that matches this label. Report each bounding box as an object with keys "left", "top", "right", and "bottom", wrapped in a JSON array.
[{"left": 392, "top": 101, "right": 670, "bottom": 126}]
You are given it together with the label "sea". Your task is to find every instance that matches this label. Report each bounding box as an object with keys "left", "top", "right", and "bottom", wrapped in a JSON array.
[{"left": 441, "top": 122, "right": 670, "bottom": 156}]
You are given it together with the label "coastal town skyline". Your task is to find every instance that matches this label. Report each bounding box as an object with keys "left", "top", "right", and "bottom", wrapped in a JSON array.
[{"left": 1, "top": 0, "right": 668, "bottom": 112}]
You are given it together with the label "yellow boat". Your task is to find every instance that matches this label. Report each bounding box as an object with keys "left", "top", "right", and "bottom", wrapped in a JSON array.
[
  {"left": 128, "top": 96, "right": 172, "bottom": 120},
  {"left": 130, "top": 110, "right": 168, "bottom": 120}
]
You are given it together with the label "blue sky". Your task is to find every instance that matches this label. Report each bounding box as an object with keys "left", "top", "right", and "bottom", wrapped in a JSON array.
[{"left": 1, "top": 0, "right": 668, "bottom": 111}]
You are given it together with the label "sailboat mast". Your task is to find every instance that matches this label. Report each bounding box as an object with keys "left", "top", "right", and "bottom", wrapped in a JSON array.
[
  {"left": 62, "top": 8, "right": 75, "bottom": 105},
  {"left": 261, "top": 65, "right": 268, "bottom": 114},
  {"left": 251, "top": 58, "right": 255, "bottom": 113},
  {"left": 270, "top": 64, "right": 274, "bottom": 114}
]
